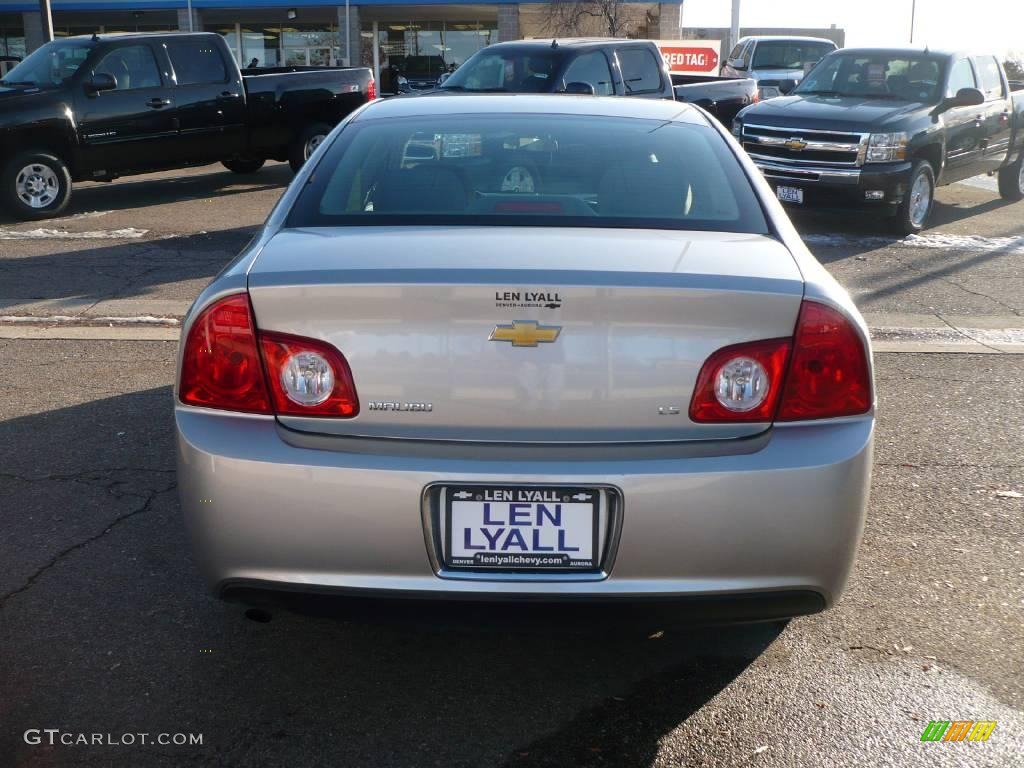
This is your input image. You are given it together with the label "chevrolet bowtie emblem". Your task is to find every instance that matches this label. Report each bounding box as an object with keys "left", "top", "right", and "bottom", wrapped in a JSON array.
[
  {"left": 784, "top": 138, "right": 809, "bottom": 151},
  {"left": 489, "top": 321, "right": 561, "bottom": 347}
]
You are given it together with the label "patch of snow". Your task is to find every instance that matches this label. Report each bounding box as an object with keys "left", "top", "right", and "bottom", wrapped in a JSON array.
[
  {"left": 803, "top": 231, "right": 1024, "bottom": 253},
  {"left": 0, "top": 227, "right": 148, "bottom": 240},
  {"left": 0, "top": 314, "right": 179, "bottom": 325}
]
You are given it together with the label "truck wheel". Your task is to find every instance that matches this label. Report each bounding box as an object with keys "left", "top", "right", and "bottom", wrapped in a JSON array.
[
  {"left": 892, "top": 160, "right": 935, "bottom": 235},
  {"left": 2, "top": 151, "right": 72, "bottom": 221},
  {"left": 222, "top": 158, "right": 266, "bottom": 175},
  {"left": 289, "top": 122, "right": 332, "bottom": 173},
  {"left": 997, "top": 155, "right": 1024, "bottom": 201}
]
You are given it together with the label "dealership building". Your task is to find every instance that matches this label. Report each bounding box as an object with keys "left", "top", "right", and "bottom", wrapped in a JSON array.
[{"left": 0, "top": 1, "right": 684, "bottom": 89}]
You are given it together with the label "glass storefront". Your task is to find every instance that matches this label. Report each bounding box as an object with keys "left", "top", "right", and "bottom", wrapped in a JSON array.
[
  {"left": 1, "top": 23, "right": 25, "bottom": 59},
  {"left": 362, "top": 19, "right": 496, "bottom": 91},
  {"left": 207, "top": 22, "right": 341, "bottom": 67}
]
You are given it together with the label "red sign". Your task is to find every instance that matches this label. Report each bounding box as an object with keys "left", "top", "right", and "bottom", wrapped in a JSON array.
[{"left": 655, "top": 41, "right": 721, "bottom": 74}]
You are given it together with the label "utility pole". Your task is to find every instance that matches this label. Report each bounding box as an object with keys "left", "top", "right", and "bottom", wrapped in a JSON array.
[
  {"left": 730, "top": 0, "right": 741, "bottom": 55},
  {"left": 909, "top": 0, "right": 916, "bottom": 43},
  {"left": 186, "top": 0, "right": 194, "bottom": 32},
  {"left": 38, "top": 0, "right": 53, "bottom": 43}
]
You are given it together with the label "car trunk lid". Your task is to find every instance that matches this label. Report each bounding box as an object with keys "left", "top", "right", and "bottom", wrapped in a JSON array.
[{"left": 247, "top": 226, "right": 804, "bottom": 442}]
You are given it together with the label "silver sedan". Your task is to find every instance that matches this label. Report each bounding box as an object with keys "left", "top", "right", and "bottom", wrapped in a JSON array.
[{"left": 175, "top": 94, "right": 874, "bottom": 620}]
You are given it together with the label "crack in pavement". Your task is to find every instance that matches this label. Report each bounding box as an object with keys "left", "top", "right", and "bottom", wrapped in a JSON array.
[{"left": 0, "top": 473, "right": 177, "bottom": 606}]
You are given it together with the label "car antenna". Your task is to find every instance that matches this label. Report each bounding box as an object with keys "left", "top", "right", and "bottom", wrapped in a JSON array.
[
  {"left": 551, "top": 39, "right": 558, "bottom": 49},
  {"left": 91, "top": 32, "right": 99, "bottom": 42}
]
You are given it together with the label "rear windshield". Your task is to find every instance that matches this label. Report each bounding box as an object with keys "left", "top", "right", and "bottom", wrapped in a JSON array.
[
  {"left": 287, "top": 112, "right": 768, "bottom": 234},
  {"left": 751, "top": 41, "right": 835, "bottom": 70}
]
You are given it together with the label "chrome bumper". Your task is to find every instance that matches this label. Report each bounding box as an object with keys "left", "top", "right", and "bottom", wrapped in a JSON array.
[{"left": 752, "top": 158, "right": 862, "bottom": 185}]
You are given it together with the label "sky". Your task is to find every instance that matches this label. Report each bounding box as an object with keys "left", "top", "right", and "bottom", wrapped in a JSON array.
[{"left": 681, "top": 0, "right": 1024, "bottom": 60}]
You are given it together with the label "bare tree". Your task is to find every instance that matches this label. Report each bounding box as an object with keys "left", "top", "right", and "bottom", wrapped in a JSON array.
[
  {"left": 540, "top": 0, "right": 637, "bottom": 39},
  {"left": 1004, "top": 56, "right": 1023, "bottom": 81}
]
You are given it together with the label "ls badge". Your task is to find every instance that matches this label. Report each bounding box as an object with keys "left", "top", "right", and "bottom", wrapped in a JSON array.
[{"left": 489, "top": 321, "right": 561, "bottom": 348}]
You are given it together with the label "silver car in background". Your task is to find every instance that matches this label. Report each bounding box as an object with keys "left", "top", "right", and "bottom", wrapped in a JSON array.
[
  {"left": 175, "top": 95, "right": 874, "bottom": 620},
  {"left": 721, "top": 36, "right": 839, "bottom": 99}
]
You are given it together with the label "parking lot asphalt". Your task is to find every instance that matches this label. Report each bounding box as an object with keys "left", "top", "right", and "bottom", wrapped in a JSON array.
[{"left": 1, "top": 163, "right": 1023, "bottom": 767}]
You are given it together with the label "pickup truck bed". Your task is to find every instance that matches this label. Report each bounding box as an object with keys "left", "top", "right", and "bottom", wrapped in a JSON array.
[
  {"left": 671, "top": 74, "right": 758, "bottom": 127},
  {"left": 0, "top": 32, "right": 374, "bottom": 220}
]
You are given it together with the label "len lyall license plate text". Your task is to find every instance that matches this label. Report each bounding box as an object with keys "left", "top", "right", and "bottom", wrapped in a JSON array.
[
  {"left": 444, "top": 485, "right": 599, "bottom": 570},
  {"left": 777, "top": 185, "right": 804, "bottom": 204}
]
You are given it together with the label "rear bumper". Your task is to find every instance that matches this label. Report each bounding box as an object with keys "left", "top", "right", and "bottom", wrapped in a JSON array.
[
  {"left": 754, "top": 158, "right": 913, "bottom": 213},
  {"left": 176, "top": 408, "right": 873, "bottom": 615}
]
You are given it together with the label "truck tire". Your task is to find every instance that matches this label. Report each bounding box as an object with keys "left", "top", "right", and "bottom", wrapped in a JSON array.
[
  {"left": 997, "top": 155, "right": 1024, "bottom": 201},
  {"left": 892, "top": 160, "right": 935, "bottom": 236},
  {"left": 289, "top": 122, "right": 332, "bottom": 173},
  {"left": 2, "top": 151, "right": 72, "bottom": 221},
  {"left": 222, "top": 158, "right": 266, "bottom": 174}
]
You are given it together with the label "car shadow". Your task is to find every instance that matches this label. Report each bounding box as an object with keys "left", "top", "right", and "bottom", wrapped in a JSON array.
[
  {"left": 0, "top": 226, "right": 257, "bottom": 307},
  {"left": 0, "top": 163, "right": 293, "bottom": 225},
  {"left": 0, "top": 385, "right": 787, "bottom": 767}
]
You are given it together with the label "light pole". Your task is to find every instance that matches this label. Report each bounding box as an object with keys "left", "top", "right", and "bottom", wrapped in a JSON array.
[
  {"left": 909, "top": 0, "right": 916, "bottom": 43},
  {"left": 38, "top": 0, "right": 53, "bottom": 44},
  {"left": 730, "top": 0, "right": 741, "bottom": 54}
]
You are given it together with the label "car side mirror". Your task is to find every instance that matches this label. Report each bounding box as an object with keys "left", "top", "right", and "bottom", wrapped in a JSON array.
[
  {"left": 85, "top": 73, "right": 117, "bottom": 95},
  {"left": 727, "top": 57, "right": 748, "bottom": 71},
  {"left": 563, "top": 81, "right": 596, "bottom": 95},
  {"left": 778, "top": 79, "right": 797, "bottom": 95},
  {"left": 940, "top": 87, "right": 985, "bottom": 111}
]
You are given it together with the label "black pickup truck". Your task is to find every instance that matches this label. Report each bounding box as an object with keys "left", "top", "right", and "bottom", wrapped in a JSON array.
[
  {"left": 436, "top": 39, "right": 677, "bottom": 99},
  {"left": 733, "top": 47, "right": 1024, "bottom": 233},
  {"left": 0, "top": 32, "right": 374, "bottom": 219}
]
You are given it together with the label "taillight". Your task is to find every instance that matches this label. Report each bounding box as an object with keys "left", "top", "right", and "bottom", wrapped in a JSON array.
[
  {"left": 179, "top": 294, "right": 271, "bottom": 414},
  {"left": 366, "top": 77, "right": 376, "bottom": 100},
  {"left": 179, "top": 293, "right": 358, "bottom": 418},
  {"left": 777, "top": 300, "right": 872, "bottom": 421},
  {"left": 690, "top": 338, "right": 791, "bottom": 422},
  {"left": 689, "top": 300, "right": 872, "bottom": 423},
  {"left": 259, "top": 332, "right": 359, "bottom": 417}
]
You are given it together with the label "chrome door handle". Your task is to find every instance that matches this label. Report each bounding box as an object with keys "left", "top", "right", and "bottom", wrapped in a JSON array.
[{"left": 147, "top": 98, "right": 171, "bottom": 108}]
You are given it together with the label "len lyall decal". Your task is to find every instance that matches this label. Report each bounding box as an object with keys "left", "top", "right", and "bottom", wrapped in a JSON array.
[{"left": 919, "top": 720, "right": 997, "bottom": 742}]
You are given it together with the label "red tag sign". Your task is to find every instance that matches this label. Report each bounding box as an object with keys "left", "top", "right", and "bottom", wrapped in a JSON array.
[{"left": 659, "top": 46, "right": 720, "bottom": 73}]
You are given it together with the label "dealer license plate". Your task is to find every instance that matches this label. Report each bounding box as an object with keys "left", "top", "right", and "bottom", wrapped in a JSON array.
[
  {"left": 443, "top": 485, "right": 600, "bottom": 570},
  {"left": 777, "top": 186, "right": 804, "bottom": 204}
]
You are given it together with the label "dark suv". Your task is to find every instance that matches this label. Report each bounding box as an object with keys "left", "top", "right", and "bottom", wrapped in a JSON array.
[{"left": 437, "top": 39, "right": 674, "bottom": 99}]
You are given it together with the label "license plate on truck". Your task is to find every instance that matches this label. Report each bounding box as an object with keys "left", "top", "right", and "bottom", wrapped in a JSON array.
[
  {"left": 443, "top": 485, "right": 600, "bottom": 570},
  {"left": 777, "top": 186, "right": 804, "bottom": 204}
]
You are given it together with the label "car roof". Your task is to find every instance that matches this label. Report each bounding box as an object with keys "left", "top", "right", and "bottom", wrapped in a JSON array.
[
  {"left": 353, "top": 94, "right": 708, "bottom": 125},
  {"left": 484, "top": 38, "right": 651, "bottom": 51},
  {"left": 741, "top": 36, "right": 837, "bottom": 45},
  {"left": 65, "top": 31, "right": 219, "bottom": 43},
  {"left": 828, "top": 46, "right": 961, "bottom": 58}
]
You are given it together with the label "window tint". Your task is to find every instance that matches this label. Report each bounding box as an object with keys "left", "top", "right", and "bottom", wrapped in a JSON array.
[
  {"left": 727, "top": 43, "right": 745, "bottom": 60},
  {"left": 617, "top": 47, "right": 662, "bottom": 94},
  {"left": 947, "top": 58, "right": 977, "bottom": 96},
  {"left": 94, "top": 45, "right": 161, "bottom": 90},
  {"left": 166, "top": 38, "right": 227, "bottom": 85},
  {"left": 560, "top": 52, "right": 613, "bottom": 96},
  {"left": 287, "top": 114, "right": 768, "bottom": 234},
  {"left": 751, "top": 41, "right": 835, "bottom": 70},
  {"left": 974, "top": 56, "right": 1005, "bottom": 99}
]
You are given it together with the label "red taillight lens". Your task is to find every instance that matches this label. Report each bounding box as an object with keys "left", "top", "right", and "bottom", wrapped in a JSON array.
[
  {"left": 689, "top": 300, "right": 872, "bottom": 424},
  {"left": 777, "top": 301, "right": 872, "bottom": 421},
  {"left": 366, "top": 77, "right": 376, "bottom": 100},
  {"left": 179, "top": 294, "right": 271, "bottom": 414},
  {"left": 689, "top": 338, "right": 792, "bottom": 422},
  {"left": 259, "top": 332, "right": 359, "bottom": 417}
]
